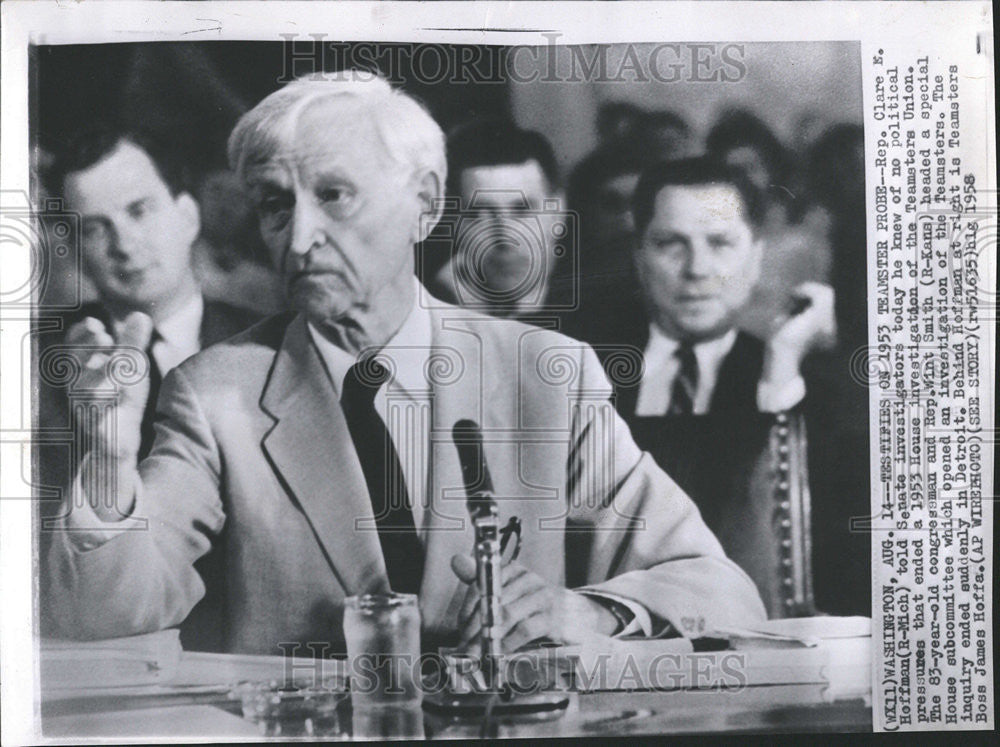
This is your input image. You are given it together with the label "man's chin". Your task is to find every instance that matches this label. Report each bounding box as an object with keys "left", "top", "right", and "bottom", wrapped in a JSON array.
[
  {"left": 670, "top": 313, "right": 733, "bottom": 342},
  {"left": 292, "top": 289, "right": 351, "bottom": 325}
]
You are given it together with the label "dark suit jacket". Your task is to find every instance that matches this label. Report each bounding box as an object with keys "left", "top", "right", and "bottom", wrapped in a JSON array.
[
  {"left": 606, "top": 329, "right": 870, "bottom": 617},
  {"left": 36, "top": 297, "right": 262, "bottom": 640}
]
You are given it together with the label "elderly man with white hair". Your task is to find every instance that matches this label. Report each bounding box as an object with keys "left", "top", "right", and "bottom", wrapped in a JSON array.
[{"left": 47, "top": 73, "right": 765, "bottom": 656}]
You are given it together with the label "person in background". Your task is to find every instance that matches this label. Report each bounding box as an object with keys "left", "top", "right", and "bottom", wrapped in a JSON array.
[
  {"left": 561, "top": 143, "right": 648, "bottom": 347},
  {"left": 595, "top": 101, "right": 647, "bottom": 146},
  {"left": 804, "top": 122, "right": 867, "bottom": 343},
  {"left": 634, "top": 110, "right": 692, "bottom": 161},
  {"left": 596, "top": 102, "right": 692, "bottom": 161},
  {"left": 37, "top": 126, "right": 262, "bottom": 641},
  {"left": 424, "top": 118, "right": 568, "bottom": 321},
  {"left": 705, "top": 108, "right": 832, "bottom": 339},
  {"left": 610, "top": 156, "right": 867, "bottom": 617},
  {"left": 192, "top": 168, "right": 286, "bottom": 315},
  {"left": 705, "top": 108, "right": 792, "bottom": 225},
  {"left": 46, "top": 76, "right": 766, "bottom": 655},
  {"left": 798, "top": 123, "right": 871, "bottom": 616}
]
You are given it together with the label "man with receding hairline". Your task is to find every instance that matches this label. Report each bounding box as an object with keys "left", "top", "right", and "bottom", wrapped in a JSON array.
[
  {"left": 616, "top": 156, "right": 841, "bottom": 616},
  {"left": 47, "top": 75, "right": 765, "bottom": 656}
]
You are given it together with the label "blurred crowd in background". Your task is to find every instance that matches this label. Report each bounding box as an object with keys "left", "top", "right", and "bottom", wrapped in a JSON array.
[
  {"left": 32, "top": 42, "right": 865, "bottom": 354},
  {"left": 32, "top": 43, "right": 871, "bottom": 616}
]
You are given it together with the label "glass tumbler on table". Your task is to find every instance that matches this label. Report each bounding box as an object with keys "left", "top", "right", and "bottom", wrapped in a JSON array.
[{"left": 343, "top": 592, "right": 423, "bottom": 709}]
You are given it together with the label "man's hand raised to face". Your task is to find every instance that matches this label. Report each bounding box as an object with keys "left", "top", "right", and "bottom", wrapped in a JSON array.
[
  {"left": 450, "top": 554, "right": 619, "bottom": 655},
  {"left": 63, "top": 311, "right": 153, "bottom": 524},
  {"left": 761, "top": 281, "right": 837, "bottom": 392}
]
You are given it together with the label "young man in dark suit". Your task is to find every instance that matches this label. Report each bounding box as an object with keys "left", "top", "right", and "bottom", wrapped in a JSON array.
[
  {"left": 37, "top": 127, "right": 262, "bottom": 643},
  {"left": 613, "top": 157, "right": 869, "bottom": 617},
  {"left": 423, "top": 118, "right": 567, "bottom": 322}
]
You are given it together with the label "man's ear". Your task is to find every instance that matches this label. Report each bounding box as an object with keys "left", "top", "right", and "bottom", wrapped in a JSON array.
[
  {"left": 411, "top": 169, "right": 444, "bottom": 245},
  {"left": 175, "top": 192, "right": 202, "bottom": 246}
]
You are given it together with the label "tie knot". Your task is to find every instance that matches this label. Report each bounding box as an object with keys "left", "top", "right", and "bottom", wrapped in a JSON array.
[
  {"left": 345, "top": 356, "right": 391, "bottom": 400},
  {"left": 145, "top": 328, "right": 161, "bottom": 353},
  {"left": 675, "top": 342, "right": 696, "bottom": 366}
]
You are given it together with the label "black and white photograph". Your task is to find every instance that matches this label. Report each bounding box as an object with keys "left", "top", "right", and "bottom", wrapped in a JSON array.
[{"left": 0, "top": 1, "right": 993, "bottom": 741}]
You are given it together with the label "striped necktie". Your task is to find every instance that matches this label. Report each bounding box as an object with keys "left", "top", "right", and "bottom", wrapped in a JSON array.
[{"left": 668, "top": 342, "right": 698, "bottom": 416}]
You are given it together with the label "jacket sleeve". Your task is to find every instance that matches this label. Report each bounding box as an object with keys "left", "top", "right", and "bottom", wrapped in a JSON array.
[
  {"left": 566, "top": 344, "right": 768, "bottom": 635},
  {"left": 46, "top": 367, "right": 226, "bottom": 640}
]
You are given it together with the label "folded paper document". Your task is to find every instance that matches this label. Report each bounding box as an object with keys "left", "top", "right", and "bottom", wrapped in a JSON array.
[
  {"left": 710, "top": 616, "right": 871, "bottom": 647},
  {"left": 570, "top": 618, "right": 870, "bottom": 702},
  {"left": 41, "top": 630, "right": 183, "bottom": 691}
]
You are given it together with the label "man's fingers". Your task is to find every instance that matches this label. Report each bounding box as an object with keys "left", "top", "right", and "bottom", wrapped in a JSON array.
[
  {"left": 500, "top": 586, "right": 551, "bottom": 638},
  {"left": 500, "top": 567, "right": 546, "bottom": 608},
  {"left": 450, "top": 553, "right": 477, "bottom": 584},
  {"left": 457, "top": 612, "right": 481, "bottom": 651},
  {"left": 66, "top": 317, "right": 114, "bottom": 347},
  {"left": 503, "top": 610, "right": 548, "bottom": 653},
  {"left": 458, "top": 585, "right": 479, "bottom": 628},
  {"left": 84, "top": 352, "right": 111, "bottom": 372},
  {"left": 456, "top": 558, "right": 532, "bottom": 628},
  {"left": 117, "top": 311, "right": 154, "bottom": 349}
]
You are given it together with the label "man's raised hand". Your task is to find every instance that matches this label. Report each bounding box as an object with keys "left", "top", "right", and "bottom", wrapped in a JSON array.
[{"left": 64, "top": 311, "right": 153, "bottom": 523}]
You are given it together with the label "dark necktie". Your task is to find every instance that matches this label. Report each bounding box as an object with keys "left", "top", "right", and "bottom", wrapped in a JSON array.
[
  {"left": 668, "top": 343, "right": 698, "bottom": 416},
  {"left": 340, "top": 358, "right": 424, "bottom": 595},
  {"left": 138, "top": 331, "right": 162, "bottom": 461}
]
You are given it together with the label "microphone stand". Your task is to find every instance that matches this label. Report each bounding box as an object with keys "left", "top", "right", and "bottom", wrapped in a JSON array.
[{"left": 422, "top": 421, "right": 572, "bottom": 731}]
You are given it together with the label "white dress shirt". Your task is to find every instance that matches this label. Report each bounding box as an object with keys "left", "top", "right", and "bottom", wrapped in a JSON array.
[
  {"left": 307, "top": 288, "right": 434, "bottom": 537},
  {"left": 309, "top": 282, "right": 651, "bottom": 636},
  {"left": 635, "top": 324, "right": 806, "bottom": 416},
  {"left": 110, "top": 293, "right": 204, "bottom": 377}
]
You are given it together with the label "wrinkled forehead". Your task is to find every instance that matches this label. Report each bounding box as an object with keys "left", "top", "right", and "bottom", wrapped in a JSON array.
[{"left": 241, "top": 96, "right": 395, "bottom": 183}]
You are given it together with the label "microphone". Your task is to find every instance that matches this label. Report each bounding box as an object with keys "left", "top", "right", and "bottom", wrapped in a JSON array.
[
  {"left": 452, "top": 419, "right": 503, "bottom": 687},
  {"left": 452, "top": 419, "right": 496, "bottom": 519}
]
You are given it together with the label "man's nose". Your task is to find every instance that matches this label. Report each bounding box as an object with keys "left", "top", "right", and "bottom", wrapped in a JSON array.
[
  {"left": 107, "top": 220, "right": 140, "bottom": 260},
  {"left": 289, "top": 197, "right": 327, "bottom": 257},
  {"left": 684, "top": 242, "right": 714, "bottom": 278}
]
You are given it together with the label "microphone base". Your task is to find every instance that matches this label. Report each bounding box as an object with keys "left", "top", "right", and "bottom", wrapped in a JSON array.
[{"left": 422, "top": 689, "right": 572, "bottom": 719}]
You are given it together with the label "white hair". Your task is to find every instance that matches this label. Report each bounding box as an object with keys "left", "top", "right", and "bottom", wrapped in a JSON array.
[{"left": 227, "top": 71, "right": 446, "bottom": 188}]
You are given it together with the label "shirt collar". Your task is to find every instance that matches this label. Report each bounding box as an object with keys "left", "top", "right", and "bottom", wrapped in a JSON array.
[
  {"left": 308, "top": 278, "right": 433, "bottom": 401},
  {"left": 646, "top": 323, "right": 738, "bottom": 373},
  {"left": 155, "top": 293, "right": 204, "bottom": 350},
  {"left": 110, "top": 293, "right": 203, "bottom": 350}
]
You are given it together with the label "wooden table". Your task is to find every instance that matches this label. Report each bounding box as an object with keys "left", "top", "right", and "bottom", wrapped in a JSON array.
[{"left": 40, "top": 648, "right": 871, "bottom": 739}]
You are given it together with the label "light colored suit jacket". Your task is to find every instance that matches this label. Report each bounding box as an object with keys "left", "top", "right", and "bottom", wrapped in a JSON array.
[{"left": 48, "top": 305, "right": 765, "bottom": 654}]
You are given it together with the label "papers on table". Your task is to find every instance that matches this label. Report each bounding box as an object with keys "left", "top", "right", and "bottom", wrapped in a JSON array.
[
  {"left": 40, "top": 629, "right": 182, "bottom": 692},
  {"left": 569, "top": 617, "right": 871, "bottom": 702},
  {"left": 709, "top": 616, "right": 871, "bottom": 647}
]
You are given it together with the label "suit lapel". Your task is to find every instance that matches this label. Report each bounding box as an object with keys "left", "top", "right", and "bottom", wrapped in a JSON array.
[
  {"left": 710, "top": 331, "right": 765, "bottom": 412},
  {"left": 260, "top": 315, "right": 388, "bottom": 595},
  {"left": 420, "top": 310, "right": 488, "bottom": 630}
]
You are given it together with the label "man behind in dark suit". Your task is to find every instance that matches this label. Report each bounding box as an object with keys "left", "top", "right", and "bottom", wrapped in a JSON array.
[
  {"left": 422, "top": 119, "right": 568, "bottom": 321},
  {"left": 37, "top": 127, "right": 261, "bottom": 642},
  {"left": 613, "top": 157, "right": 867, "bottom": 617}
]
